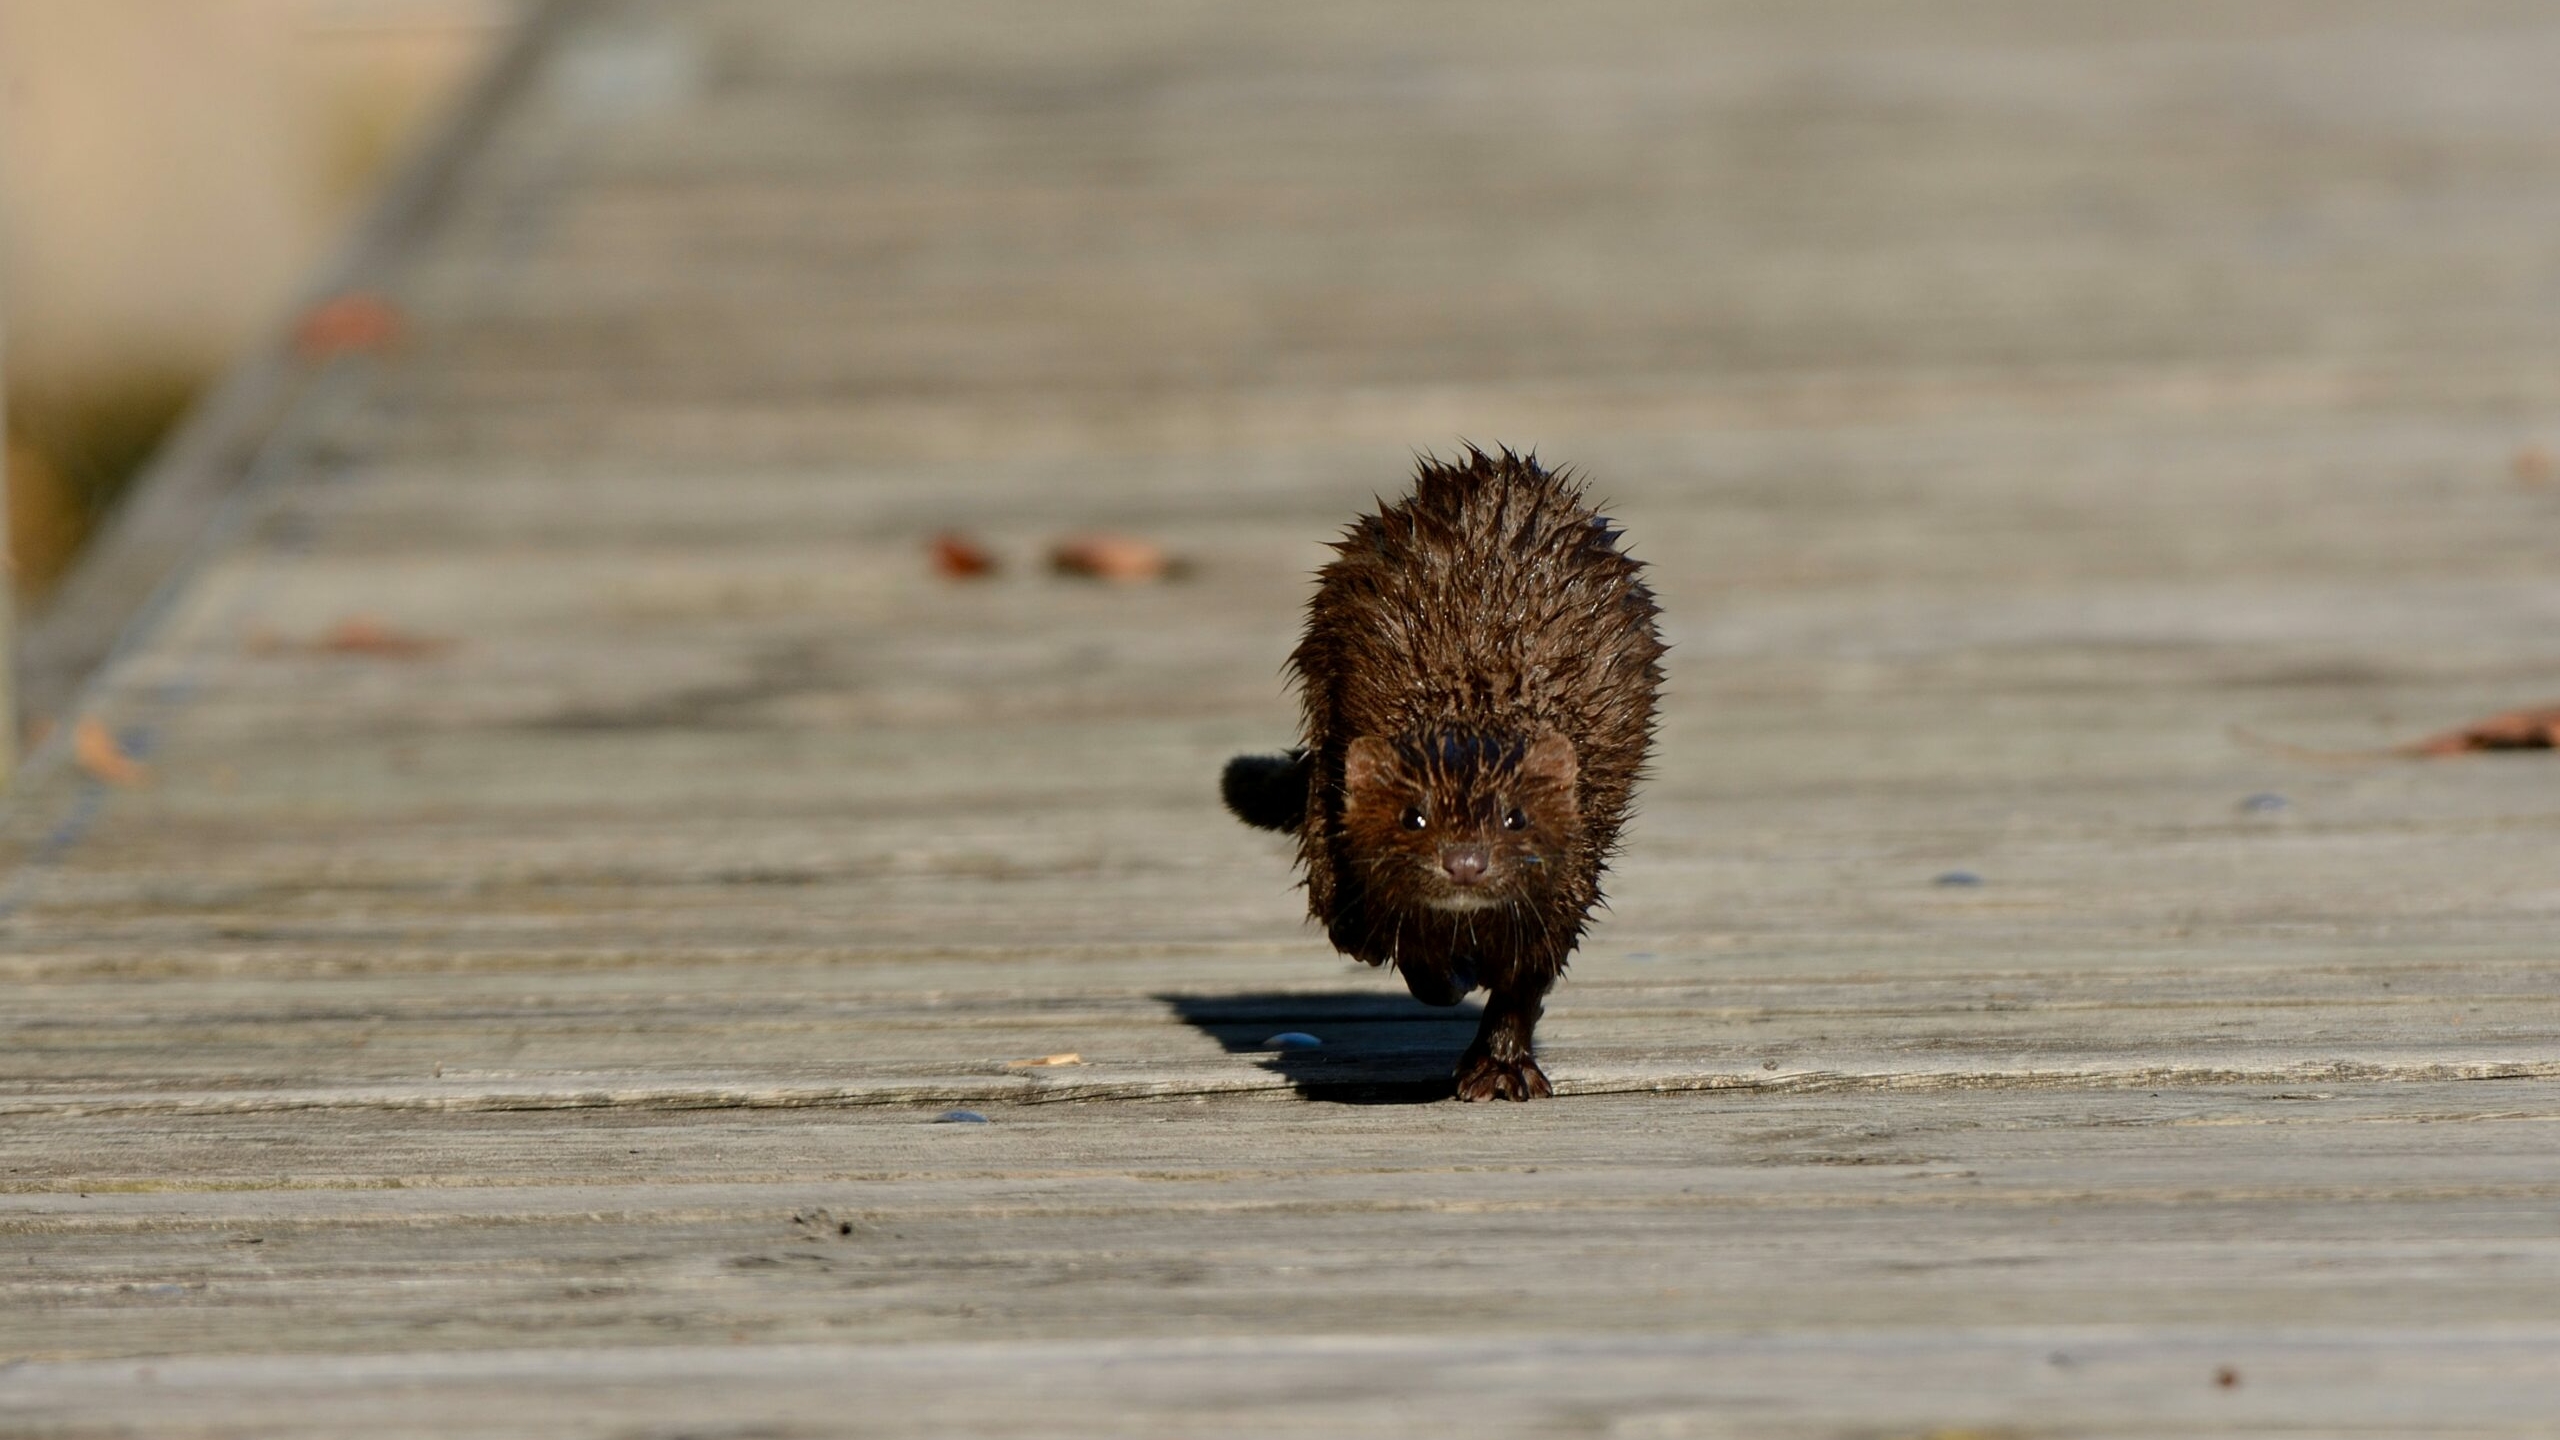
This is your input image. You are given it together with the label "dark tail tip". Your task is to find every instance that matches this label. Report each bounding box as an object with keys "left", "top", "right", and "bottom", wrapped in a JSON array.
[{"left": 1221, "top": 750, "right": 1310, "bottom": 832}]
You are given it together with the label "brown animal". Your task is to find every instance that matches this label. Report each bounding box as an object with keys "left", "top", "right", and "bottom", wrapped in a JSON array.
[{"left": 1223, "top": 448, "right": 1665, "bottom": 1100}]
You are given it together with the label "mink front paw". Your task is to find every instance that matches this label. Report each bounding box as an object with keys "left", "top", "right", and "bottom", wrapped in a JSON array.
[
  {"left": 1453, "top": 1047, "right": 1552, "bottom": 1102},
  {"left": 1398, "top": 960, "right": 1477, "bottom": 1007}
]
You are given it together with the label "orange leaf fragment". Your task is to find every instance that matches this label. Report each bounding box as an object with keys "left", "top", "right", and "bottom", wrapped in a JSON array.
[
  {"left": 2234, "top": 704, "right": 2560, "bottom": 763},
  {"left": 930, "top": 531, "right": 998, "bottom": 579},
  {"left": 1049, "top": 532, "right": 1171, "bottom": 583},
  {"left": 2515, "top": 444, "right": 2554, "bottom": 487},
  {"left": 2406, "top": 704, "right": 2560, "bottom": 755},
  {"left": 1002, "top": 1052, "right": 1084, "bottom": 1069},
  {"left": 317, "top": 616, "right": 452, "bottom": 659},
  {"left": 73, "top": 717, "right": 149, "bottom": 787},
  {"left": 294, "top": 292, "right": 405, "bottom": 358}
]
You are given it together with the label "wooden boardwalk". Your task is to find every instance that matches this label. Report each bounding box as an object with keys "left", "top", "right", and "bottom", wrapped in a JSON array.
[{"left": 9, "top": 2, "right": 2560, "bottom": 1433}]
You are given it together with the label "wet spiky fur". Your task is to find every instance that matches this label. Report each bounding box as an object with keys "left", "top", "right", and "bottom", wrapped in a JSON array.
[{"left": 1222, "top": 448, "right": 1665, "bottom": 1100}]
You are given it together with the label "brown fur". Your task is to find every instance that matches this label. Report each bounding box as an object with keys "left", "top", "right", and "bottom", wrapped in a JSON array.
[{"left": 1224, "top": 448, "right": 1665, "bottom": 1100}]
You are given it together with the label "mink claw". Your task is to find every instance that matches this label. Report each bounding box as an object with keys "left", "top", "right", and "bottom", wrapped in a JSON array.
[{"left": 1453, "top": 1049, "right": 1553, "bottom": 1102}]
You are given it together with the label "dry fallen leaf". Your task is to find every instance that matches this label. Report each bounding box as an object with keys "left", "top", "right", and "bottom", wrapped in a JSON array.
[
  {"left": 1050, "top": 532, "right": 1172, "bottom": 583},
  {"left": 930, "top": 531, "right": 998, "bottom": 579},
  {"left": 2515, "top": 444, "right": 2554, "bottom": 487},
  {"left": 316, "top": 616, "right": 453, "bottom": 659},
  {"left": 294, "top": 292, "right": 405, "bottom": 358},
  {"left": 1002, "top": 1053, "right": 1084, "bottom": 1069},
  {"left": 2406, "top": 704, "right": 2560, "bottom": 755},
  {"left": 73, "top": 717, "right": 149, "bottom": 787},
  {"left": 2233, "top": 703, "right": 2560, "bottom": 763}
]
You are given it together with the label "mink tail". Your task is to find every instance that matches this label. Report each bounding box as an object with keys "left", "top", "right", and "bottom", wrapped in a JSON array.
[{"left": 1221, "top": 750, "right": 1310, "bottom": 832}]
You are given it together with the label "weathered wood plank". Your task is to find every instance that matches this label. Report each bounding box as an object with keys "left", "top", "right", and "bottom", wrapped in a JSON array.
[
  {"left": 11, "top": 1331, "right": 2560, "bottom": 1440},
  {"left": 8, "top": 1088, "right": 2560, "bottom": 1360},
  {"left": 6, "top": 0, "right": 2560, "bottom": 1433}
]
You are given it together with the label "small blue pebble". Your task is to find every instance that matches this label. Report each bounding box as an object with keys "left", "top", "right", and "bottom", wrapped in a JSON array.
[
  {"left": 934, "top": 1109, "right": 990, "bottom": 1124},
  {"left": 1933, "top": 871, "right": 1983, "bottom": 887},
  {"left": 2240, "top": 793, "right": 2289, "bottom": 813},
  {"left": 1261, "top": 1032, "right": 1323, "bottom": 1050}
]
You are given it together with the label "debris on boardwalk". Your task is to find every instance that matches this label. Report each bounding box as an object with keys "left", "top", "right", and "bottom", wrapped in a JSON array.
[
  {"left": 248, "top": 617, "right": 455, "bottom": 660},
  {"left": 71, "top": 717, "right": 149, "bottom": 787},
  {"left": 293, "top": 292, "right": 406, "bottom": 358},
  {"left": 2404, "top": 705, "right": 2560, "bottom": 754},
  {"left": 2234, "top": 705, "right": 2560, "bottom": 761},
  {"left": 1049, "top": 532, "right": 1176, "bottom": 583},
  {"left": 929, "top": 531, "right": 999, "bottom": 579},
  {"left": 313, "top": 617, "right": 454, "bottom": 660}
]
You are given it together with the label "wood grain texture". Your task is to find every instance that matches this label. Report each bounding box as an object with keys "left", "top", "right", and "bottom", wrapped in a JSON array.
[{"left": 7, "top": 0, "right": 2560, "bottom": 1434}]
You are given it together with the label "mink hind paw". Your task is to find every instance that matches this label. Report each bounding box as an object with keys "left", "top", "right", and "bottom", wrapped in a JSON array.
[{"left": 1453, "top": 1047, "right": 1553, "bottom": 1102}]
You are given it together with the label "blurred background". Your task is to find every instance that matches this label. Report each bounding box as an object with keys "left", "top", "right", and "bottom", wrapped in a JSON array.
[{"left": 0, "top": 0, "right": 508, "bottom": 604}]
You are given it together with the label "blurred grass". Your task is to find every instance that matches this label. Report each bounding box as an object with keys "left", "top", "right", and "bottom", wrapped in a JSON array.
[
  {"left": 5, "top": 375, "right": 200, "bottom": 598},
  {"left": 1, "top": 0, "right": 508, "bottom": 609}
]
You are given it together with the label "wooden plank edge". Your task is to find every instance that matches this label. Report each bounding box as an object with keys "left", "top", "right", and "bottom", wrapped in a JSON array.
[{"left": 5, "top": 1053, "right": 2555, "bottom": 1117}]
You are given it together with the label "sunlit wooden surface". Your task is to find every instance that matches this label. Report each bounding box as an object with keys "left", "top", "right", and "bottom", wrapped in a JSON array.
[{"left": 8, "top": 2, "right": 2560, "bottom": 1434}]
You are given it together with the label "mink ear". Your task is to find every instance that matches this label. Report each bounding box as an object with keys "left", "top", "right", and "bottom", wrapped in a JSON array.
[
  {"left": 1521, "top": 731, "right": 1578, "bottom": 791},
  {"left": 1342, "top": 736, "right": 1400, "bottom": 802}
]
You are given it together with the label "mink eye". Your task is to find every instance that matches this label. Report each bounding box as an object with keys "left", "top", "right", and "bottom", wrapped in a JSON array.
[
  {"left": 1502, "top": 807, "right": 1528, "bottom": 831},
  {"left": 1400, "top": 806, "right": 1428, "bottom": 831}
]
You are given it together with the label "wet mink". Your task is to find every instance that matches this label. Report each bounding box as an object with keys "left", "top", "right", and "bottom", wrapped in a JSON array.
[{"left": 1222, "top": 447, "right": 1665, "bottom": 1101}]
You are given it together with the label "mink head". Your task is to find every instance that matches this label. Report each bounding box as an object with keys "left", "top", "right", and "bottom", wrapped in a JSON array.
[{"left": 1339, "top": 730, "right": 1581, "bottom": 913}]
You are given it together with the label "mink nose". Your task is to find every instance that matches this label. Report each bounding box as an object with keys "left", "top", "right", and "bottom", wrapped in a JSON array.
[{"left": 1440, "top": 845, "right": 1491, "bottom": 886}]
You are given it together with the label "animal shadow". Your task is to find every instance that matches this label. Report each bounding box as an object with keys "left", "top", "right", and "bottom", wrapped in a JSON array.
[{"left": 1158, "top": 987, "right": 1483, "bottom": 1104}]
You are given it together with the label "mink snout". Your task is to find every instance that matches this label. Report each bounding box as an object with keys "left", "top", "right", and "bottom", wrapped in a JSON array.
[{"left": 1438, "top": 845, "right": 1489, "bottom": 887}]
